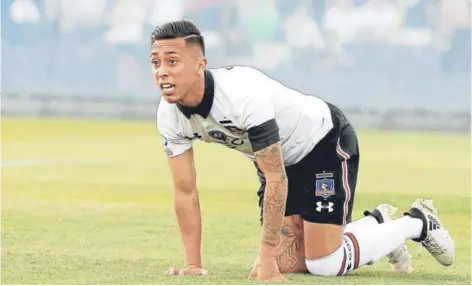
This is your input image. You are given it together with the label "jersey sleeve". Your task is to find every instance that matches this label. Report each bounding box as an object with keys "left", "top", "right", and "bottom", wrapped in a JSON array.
[
  {"left": 156, "top": 104, "right": 192, "bottom": 158},
  {"left": 236, "top": 68, "right": 281, "bottom": 152}
]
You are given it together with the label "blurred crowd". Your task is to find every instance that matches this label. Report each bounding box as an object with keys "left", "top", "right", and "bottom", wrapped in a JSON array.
[{"left": 2, "top": 0, "right": 470, "bottom": 111}]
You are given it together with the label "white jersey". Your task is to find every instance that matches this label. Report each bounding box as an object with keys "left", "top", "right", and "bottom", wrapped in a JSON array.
[{"left": 157, "top": 66, "right": 333, "bottom": 166}]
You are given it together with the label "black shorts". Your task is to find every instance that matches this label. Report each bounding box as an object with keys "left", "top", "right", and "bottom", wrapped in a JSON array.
[{"left": 256, "top": 102, "right": 359, "bottom": 226}]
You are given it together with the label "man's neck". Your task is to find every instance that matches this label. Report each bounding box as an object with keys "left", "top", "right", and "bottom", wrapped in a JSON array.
[{"left": 179, "top": 75, "right": 205, "bottom": 107}]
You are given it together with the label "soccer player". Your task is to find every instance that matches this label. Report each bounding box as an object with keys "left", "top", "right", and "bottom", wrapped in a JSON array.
[{"left": 153, "top": 20, "right": 455, "bottom": 281}]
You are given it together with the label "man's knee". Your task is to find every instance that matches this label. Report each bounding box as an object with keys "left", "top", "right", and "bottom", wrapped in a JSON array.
[
  {"left": 305, "top": 244, "right": 345, "bottom": 276},
  {"left": 303, "top": 222, "right": 357, "bottom": 276},
  {"left": 305, "top": 232, "right": 361, "bottom": 276}
]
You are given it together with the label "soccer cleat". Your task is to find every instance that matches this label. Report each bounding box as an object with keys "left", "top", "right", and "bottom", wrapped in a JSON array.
[
  {"left": 404, "top": 198, "right": 455, "bottom": 266},
  {"left": 387, "top": 244, "right": 413, "bottom": 274},
  {"left": 364, "top": 203, "right": 413, "bottom": 273}
]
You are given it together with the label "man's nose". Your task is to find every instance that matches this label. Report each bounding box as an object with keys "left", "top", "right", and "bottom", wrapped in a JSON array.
[{"left": 156, "top": 66, "right": 169, "bottom": 78}]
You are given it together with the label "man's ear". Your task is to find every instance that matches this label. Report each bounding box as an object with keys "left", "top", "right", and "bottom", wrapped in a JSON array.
[{"left": 197, "top": 58, "right": 207, "bottom": 74}]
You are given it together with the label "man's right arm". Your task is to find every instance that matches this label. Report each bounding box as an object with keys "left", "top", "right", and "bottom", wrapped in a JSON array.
[
  {"left": 167, "top": 148, "right": 202, "bottom": 269},
  {"left": 156, "top": 104, "right": 202, "bottom": 271}
]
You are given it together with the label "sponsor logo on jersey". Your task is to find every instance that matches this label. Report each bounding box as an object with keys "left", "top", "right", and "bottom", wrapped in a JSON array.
[
  {"left": 219, "top": 120, "right": 246, "bottom": 135},
  {"left": 208, "top": 130, "right": 245, "bottom": 149}
]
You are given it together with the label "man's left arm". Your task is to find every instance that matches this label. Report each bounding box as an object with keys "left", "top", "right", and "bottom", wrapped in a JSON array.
[
  {"left": 254, "top": 140, "right": 288, "bottom": 259},
  {"left": 247, "top": 117, "right": 288, "bottom": 261},
  {"left": 237, "top": 67, "right": 289, "bottom": 268}
]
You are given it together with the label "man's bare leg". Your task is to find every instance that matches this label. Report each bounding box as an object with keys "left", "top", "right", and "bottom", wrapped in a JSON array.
[
  {"left": 304, "top": 222, "right": 344, "bottom": 259},
  {"left": 276, "top": 215, "right": 307, "bottom": 273}
]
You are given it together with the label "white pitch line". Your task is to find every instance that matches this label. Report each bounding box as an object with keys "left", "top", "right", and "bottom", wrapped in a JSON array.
[{"left": 0, "top": 159, "right": 102, "bottom": 168}]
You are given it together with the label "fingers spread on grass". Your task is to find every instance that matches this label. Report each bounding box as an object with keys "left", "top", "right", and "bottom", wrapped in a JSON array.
[
  {"left": 166, "top": 266, "right": 180, "bottom": 275},
  {"left": 179, "top": 267, "right": 208, "bottom": 276}
]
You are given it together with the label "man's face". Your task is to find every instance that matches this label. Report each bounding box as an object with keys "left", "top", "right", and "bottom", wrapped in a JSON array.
[{"left": 150, "top": 37, "right": 203, "bottom": 104}]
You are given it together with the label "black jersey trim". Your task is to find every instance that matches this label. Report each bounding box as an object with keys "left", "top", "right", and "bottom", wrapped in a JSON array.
[
  {"left": 177, "top": 69, "right": 214, "bottom": 119},
  {"left": 248, "top": 119, "right": 280, "bottom": 152}
]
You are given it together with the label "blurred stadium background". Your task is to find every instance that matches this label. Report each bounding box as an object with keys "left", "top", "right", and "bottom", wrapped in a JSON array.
[{"left": 1, "top": 0, "right": 470, "bottom": 131}]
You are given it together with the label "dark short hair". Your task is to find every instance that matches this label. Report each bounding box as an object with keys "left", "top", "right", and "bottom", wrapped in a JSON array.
[{"left": 151, "top": 20, "right": 205, "bottom": 55}]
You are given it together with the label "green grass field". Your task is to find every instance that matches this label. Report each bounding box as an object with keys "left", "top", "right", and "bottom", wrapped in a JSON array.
[{"left": 1, "top": 117, "right": 470, "bottom": 284}]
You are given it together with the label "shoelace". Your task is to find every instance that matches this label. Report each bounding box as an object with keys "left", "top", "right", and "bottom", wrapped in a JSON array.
[{"left": 421, "top": 201, "right": 437, "bottom": 215}]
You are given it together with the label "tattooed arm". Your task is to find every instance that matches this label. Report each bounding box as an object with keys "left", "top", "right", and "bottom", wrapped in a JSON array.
[
  {"left": 256, "top": 142, "right": 288, "bottom": 260},
  {"left": 277, "top": 216, "right": 307, "bottom": 273}
]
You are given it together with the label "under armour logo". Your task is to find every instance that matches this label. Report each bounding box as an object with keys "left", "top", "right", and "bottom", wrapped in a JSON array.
[
  {"left": 316, "top": 201, "right": 334, "bottom": 212},
  {"left": 184, "top": 133, "right": 202, "bottom": 140}
]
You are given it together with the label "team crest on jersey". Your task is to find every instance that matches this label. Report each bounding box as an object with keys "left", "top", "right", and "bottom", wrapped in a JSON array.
[
  {"left": 208, "top": 130, "right": 227, "bottom": 141},
  {"left": 315, "top": 179, "right": 335, "bottom": 199}
]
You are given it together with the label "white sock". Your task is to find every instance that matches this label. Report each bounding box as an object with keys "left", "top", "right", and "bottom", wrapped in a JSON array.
[
  {"left": 306, "top": 216, "right": 424, "bottom": 276},
  {"left": 344, "top": 215, "right": 378, "bottom": 233},
  {"left": 343, "top": 216, "right": 423, "bottom": 272}
]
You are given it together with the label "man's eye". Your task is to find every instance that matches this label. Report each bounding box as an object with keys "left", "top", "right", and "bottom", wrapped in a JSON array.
[
  {"left": 169, "top": 60, "right": 177, "bottom": 65},
  {"left": 152, "top": 61, "right": 160, "bottom": 67}
]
